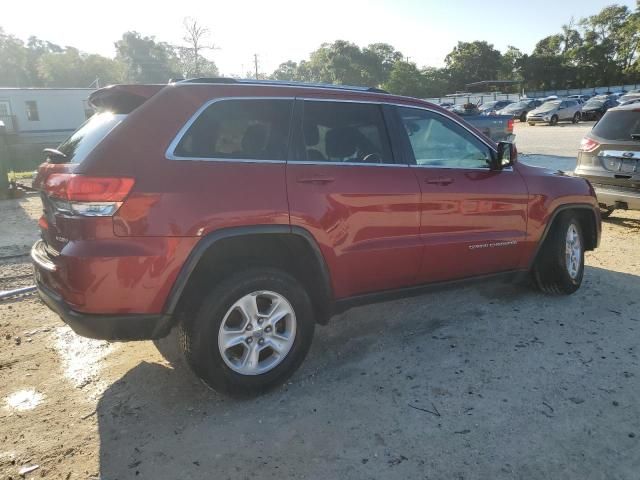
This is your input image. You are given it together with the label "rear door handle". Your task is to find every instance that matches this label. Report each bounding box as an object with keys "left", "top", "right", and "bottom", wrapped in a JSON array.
[
  {"left": 425, "top": 177, "right": 454, "bottom": 186},
  {"left": 297, "top": 177, "right": 335, "bottom": 185}
]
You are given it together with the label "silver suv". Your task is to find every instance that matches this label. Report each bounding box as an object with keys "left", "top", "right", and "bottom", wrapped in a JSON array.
[{"left": 527, "top": 99, "right": 582, "bottom": 126}]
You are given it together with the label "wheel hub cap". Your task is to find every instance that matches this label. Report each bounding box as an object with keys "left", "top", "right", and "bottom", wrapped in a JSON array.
[
  {"left": 218, "top": 290, "right": 296, "bottom": 375},
  {"left": 565, "top": 224, "right": 582, "bottom": 279}
]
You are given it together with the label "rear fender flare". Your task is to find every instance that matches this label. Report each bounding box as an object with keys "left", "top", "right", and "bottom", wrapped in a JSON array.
[{"left": 163, "top": 225, "right": 333, "bottom": 315}]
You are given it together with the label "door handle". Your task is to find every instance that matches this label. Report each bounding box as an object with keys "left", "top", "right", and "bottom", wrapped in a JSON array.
[
  {"left": 425, "top": 177, "right": 454, "bottom": 186},
  {"left": 297, "top": 176, "right": 335, "bottom": 185}
]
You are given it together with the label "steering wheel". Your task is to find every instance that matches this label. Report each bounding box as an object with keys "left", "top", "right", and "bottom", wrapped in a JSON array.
[{"left": 361, "top": 153, "right": 382, "bottom": 164}]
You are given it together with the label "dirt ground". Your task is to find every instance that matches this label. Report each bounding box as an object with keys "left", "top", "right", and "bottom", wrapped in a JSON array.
[{"left": 1, "top": 189, "right": 640, "bottom": 479}]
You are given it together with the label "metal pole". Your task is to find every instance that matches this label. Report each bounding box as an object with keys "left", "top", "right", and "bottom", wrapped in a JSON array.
[{"left": 0, "top": 122, "right": 10, "bottom": 198}]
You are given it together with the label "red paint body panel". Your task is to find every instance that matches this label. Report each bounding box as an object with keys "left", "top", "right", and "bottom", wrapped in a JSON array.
[
  {"left": 32, "top": 82, "right": 601, "bottom": 320},
  {"left": 414, "top": 166, "right": 529, "bottom": 282},
  {"left": 287, "top": 163, "right": 422, "bottom": 298}
]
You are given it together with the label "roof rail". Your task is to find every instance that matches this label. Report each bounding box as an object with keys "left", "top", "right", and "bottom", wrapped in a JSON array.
[{"left": 177, "top": 77, "right": 388, "bottom": 94}]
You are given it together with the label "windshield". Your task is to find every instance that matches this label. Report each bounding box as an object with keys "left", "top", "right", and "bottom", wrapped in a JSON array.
[
  {"left": 451, "top": 104, "right": 479, "bottom": 116},
  {"left": 539, "top": 101, "right": 561, "bottom": 110},
  {"left": 479, "top": 102, "right": 498, "bottom": 111},
  {"left": 592, "top": 110, "right": 640, "bottom": 141},
  {"left": 505, "top": 101, "right": 529, "bottom": 110},
  {"left": 584, "top": 99, "right": 604, "bottom": 108},
  {"left": 54, "top": 112, "right": 125, "bottom": 164}
]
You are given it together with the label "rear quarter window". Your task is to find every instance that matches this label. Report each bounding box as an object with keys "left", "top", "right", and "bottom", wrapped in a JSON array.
[
  {"left": 172, "top": 99, "right": 293, "bottom": 161},
  {"left": 55, "top": 112, "right": 126, "bottom": 164},
  {"left": 592, "top": 111, "right": 640, "bottom": 141}
]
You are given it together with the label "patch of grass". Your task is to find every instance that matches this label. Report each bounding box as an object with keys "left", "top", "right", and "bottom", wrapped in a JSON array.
[{"left": 8, "top": 170, "right": 35, "bottom": 180}]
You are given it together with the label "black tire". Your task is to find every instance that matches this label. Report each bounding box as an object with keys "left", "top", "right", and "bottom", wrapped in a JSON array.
[
  {"left": 532, "top": 214, "right": 584, "bottom": 295},
  {"left": 600, "top": 207, "right": 614, "bottom": 219},
  {"left": 572, "top": 112, "right": 580, "bottom": 124},
  {"left": 549, "top": 115, "right": 559, "bottom": 126},
  {"left": 520, "top": 112, "right": 527, "bottom": 122},
  {"left": 178, "top": 268, "right": 315, "bottom": 395}
]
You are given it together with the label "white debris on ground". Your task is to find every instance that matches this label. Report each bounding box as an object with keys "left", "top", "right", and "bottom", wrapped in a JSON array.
[
  {"left": 4, "top": 388, "right": 45, "bottom": 412},
  {"left": 54, "top": 326, "right": 117, "bottom": 398}
]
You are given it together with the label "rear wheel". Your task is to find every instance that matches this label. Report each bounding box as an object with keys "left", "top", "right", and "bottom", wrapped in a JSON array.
[
  {"left": 549, "top": 115, "right": 559, "bottom": 126},
  {"left": 572, "top": 112, "right": 580, "bottom": 124},
  {"left": 520, "top": 112, "right": 527, "bottom": 122},
  {"left": 532, "top": 214, "right": 584, "bottom": 295},
  {"left": 178, "top": 268, "right": 315, "bottom": 395}
]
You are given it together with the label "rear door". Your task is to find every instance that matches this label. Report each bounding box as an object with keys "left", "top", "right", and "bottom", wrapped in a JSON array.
[
  {"left": 395, "top": 106, "right": 528, "bottom": 283},
  {"left": 286, "top": 98, "right": 423, "bottom": 299}
]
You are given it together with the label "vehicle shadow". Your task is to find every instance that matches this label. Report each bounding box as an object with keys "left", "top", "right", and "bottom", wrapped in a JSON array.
[
  {"left": 96, "top": 266, "right": 640, "bottom": 479},
  {"left": 604, "top": 214, "right": 640, "bottom": 230}
]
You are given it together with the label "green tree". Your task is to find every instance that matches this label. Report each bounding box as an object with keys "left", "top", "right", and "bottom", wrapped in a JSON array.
[
  {"left": 444, "top": 41, "right": 502, "bottom": 90},
  {"left": 383, "top": 61, "right": 425, "bottom": 97},
  {"left": 0, "top": 28, "right": 29, "bottom": 87},
  {"left": 115, "top": 31, "right": 180, "bottom": 83}
]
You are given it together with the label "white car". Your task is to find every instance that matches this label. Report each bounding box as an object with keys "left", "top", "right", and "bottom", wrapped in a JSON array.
[{"left": 526, "top": 99, "right": 582, "bottom": 126}]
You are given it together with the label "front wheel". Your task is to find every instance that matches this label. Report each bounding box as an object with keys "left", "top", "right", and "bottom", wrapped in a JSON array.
[
  {"left": 532, "top": 215, "right": 584, "bottom": 295},
  {"left": 549, "top": 115, "right": 559, "bottom": 126},
  {"left": 179, "top": 268, "right": 315, "bottom": 395}
]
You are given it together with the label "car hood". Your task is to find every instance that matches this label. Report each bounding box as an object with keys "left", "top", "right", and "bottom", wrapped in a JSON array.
[{"left": 529, "top": 108, "right": 556, "bottom": 115}]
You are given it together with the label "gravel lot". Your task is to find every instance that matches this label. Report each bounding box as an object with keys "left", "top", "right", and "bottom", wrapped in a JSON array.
[{"left": 1, "top": 126, "right": 639, "bottom": 479}]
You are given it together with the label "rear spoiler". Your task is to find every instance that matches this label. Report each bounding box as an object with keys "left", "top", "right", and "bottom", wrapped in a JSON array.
[{"left": 89, "top": 84, "right": 165, "bottom": 113}]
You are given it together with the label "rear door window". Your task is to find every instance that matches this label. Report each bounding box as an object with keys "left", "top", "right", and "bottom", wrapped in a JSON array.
[
  {"left": 55, "top": 112, "right": 126, "bottom": 164},
  {"left": 172, "top": 99, "right": 293, "bottom": 161},
  {"left": 296, "top": 101, "right": 394, "bottom": 164},
  {"left": 592, "top": 111, "right": 640, "bottom": 141}
]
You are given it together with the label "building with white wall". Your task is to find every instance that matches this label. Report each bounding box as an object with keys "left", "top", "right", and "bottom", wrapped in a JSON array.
[{"left": 0, "top": 88, "right": 94, "bottom": 170}]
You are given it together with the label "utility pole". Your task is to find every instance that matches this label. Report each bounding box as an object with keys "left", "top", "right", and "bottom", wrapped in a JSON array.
[{"left": 254, "top": 54, "right": 259, "bottom": 80}]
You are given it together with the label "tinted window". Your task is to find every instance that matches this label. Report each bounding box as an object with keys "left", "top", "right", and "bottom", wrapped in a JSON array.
[
  {"left": 298, "top": 101, "right": 393, "bottom": 164},
  {"left": 398, "top": 107, "right": 491, "bottom": 168},
  {"left": 174, "top": 99, "right": 293, "bottom": 160},
  {"left": 56, "top": 112, "right": 125, "bottom": 164},
  {"left": 592, "top": 110, "right": 640, "bottom": 141}
]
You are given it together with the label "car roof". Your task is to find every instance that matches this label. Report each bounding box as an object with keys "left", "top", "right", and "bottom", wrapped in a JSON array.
[{"left": 609, "top": 102, "right": 640, "bottom": 112}]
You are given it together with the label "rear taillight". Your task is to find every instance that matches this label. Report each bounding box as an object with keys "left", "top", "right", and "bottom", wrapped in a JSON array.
[
  {"left": 507, "top": 118, "right": 514, "bottom": 133},
  {"left": 44, "top": 174, "right": 135, "bottom": 217},
  {"left": 580, "top": 137, "right": 600, "bottom": 152}
]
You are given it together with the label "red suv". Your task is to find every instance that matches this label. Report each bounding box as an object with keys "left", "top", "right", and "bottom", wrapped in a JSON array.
[{"left": 32, "top": 79, "right": 601, "bottom": 395}]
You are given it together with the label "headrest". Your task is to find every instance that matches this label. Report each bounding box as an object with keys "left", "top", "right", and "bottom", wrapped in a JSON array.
[
  {"left": 325, "top": 127, "right": 357, "bottom": 159},
  {"left": 241, "top": 124, "right": 268, "bottom": 156},
  {"left": 303, "top": 121, "right": 320, "bottom": 146}
]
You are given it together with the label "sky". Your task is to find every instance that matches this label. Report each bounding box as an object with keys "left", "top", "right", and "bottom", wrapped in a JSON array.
[{"left": 2, "top": 0, "right": 637, "bottom": 77}]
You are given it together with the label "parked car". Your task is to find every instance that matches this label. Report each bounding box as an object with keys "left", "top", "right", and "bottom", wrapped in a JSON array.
[
  {"left": 567, "top": 94, "right": 591, "bottom": 104},
  {"left": 478, "top": 100, "right": 514, "bottom": 115},
  {"left": 618, "top": 93, "right": 640, "bottom": 106},
  {"left": 574, "top": 103, "right": 640, "bottom": 218},
  {"left": 580, "top": 96, "right": 618, "bottom": 121},
  {"left": 449, "top": 103, "right": 515, "bottom": 142},
  {"left": 619, "top": 97, "right": 640, "bottom": 106},
  {"left": 497, "top": 99, "right": 543, "bottom": 122},
  {"left": 32, "top": 79, "right": 601, "bottom": 395},
  {"left": 527, "top": 99, "right": 582, "bottom": 126}
]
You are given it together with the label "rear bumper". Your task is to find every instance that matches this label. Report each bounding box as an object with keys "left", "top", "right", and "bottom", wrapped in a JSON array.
[
  {"left": 594, "top": 185, "right": 640, "bottom": 210},
  {"left": 36, "top": 278, "right": 173, "bottom": 340}
]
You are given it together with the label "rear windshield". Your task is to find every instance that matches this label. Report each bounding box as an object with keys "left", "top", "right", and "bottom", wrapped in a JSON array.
[
  {"left": 53, "top": 112, "right": 126, "bottom": 164},
  {"left": 592, "top": 110, "right": 640, "bottom": 141}
]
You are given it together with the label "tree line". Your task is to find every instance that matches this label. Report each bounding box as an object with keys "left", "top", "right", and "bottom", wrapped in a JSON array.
[{"left": 1, "top": 3, "right": 638, "bottom": 97}]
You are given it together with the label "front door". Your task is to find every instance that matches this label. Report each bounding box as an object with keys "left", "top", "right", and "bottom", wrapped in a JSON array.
[
  {"left": 286, "top": 99, "right": 423, "bottom": 299},
  {"left": 395, "top": 106, "right": 529, "bottom": 283}
]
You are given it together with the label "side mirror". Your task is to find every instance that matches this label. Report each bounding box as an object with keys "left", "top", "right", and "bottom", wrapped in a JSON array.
[{"left": 493, "top": 142, "right": 517, "bottom": 170}]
